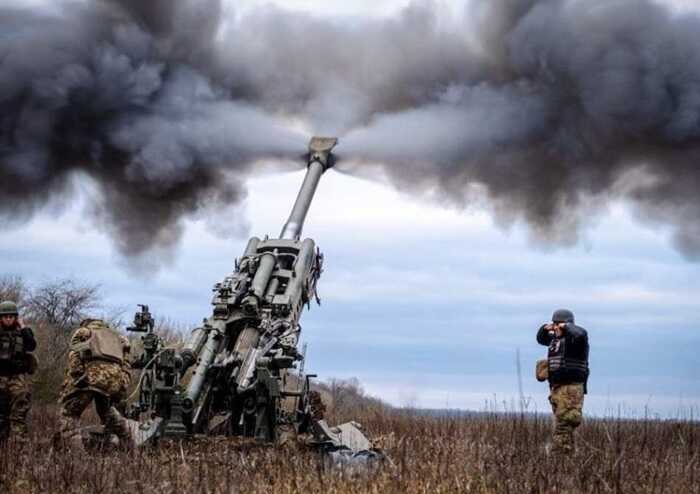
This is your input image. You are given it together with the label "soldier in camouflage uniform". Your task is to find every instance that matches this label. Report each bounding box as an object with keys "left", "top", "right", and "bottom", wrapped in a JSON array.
[
  {"left": 537, "top": 309, "right": 589, "bottom": 454},
  {"left": 0, "top": 300, "right": 37, "bottom": 443},
  {"left": 58, "top": 318, "right": 133, "bottom": 447}
]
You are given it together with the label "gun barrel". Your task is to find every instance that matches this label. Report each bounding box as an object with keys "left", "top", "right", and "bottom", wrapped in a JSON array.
[{"left": 280, "top": 137, "right": 337, "bottom": 240}]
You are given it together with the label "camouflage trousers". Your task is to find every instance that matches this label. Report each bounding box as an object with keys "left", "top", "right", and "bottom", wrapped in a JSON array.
[
  {"left": 549, "top": 383, "right": 584, "bottom": 453},
  {"left": 59, "top": 390, "right": 130, "bottom": 442},
  {"left": 0, "top": 374, "right": 31, "bottom": 442}
]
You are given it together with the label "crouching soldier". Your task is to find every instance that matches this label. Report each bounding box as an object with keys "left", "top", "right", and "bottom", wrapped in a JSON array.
[
  {"left": 537, "top": 309, "right": 589, "bottom": 454},
  {"left": 58, "top": 319, "right": 133, "bottom": 448},
  {"left": 0, "top": 300, "right": 37, "bottom": 444}
]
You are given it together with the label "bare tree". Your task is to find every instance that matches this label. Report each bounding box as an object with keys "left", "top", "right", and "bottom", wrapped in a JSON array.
[
  {"left": 0, "top": 275, "right": 27, "bottom": 304},
  {"left": 25, "top": 279, "right": 101, "bottom": 367},
  {"left": 326, "top": 377, "right": 365, "bottom": 413},
  {"left": 11, "top": 278, "right": 104, "bottom": 401},
  {"left": 24, "top": 279, "right": 100, "bottom": 332},
  {"left": 153, "top": 317, "right": 188, "bottom": 347}
]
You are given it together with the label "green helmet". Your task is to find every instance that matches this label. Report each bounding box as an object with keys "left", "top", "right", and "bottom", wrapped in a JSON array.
[{"left": 0, "top": 300, "right": 19, "bottom": 316}]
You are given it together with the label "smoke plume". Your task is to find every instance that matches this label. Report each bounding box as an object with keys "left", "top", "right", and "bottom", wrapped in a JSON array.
[
  {"left": 341, "top": 0, "right": 700, "bottom": 258},
  {"left": 2, "top": 0, "right": 700, "bottom": 260},
  {"left": 0, "top": 0, "right": 302, "bottom": 257}
]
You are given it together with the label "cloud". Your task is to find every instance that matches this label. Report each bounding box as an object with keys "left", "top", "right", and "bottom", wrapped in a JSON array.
[{"left": 5, "top": 0, "right": 700, "bottom": 264}]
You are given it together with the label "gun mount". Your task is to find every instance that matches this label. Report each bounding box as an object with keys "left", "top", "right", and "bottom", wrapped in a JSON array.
[
  {"left": 128, "top": 137, "right": 379, "bottom": 459},
  {"left": 127, "top": 304, "right": 154, "bottom": 333}
]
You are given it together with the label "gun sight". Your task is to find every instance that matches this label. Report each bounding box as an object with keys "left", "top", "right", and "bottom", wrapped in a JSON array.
[{"left": 127, "top": 304, "right": 155, "bottom": 333}]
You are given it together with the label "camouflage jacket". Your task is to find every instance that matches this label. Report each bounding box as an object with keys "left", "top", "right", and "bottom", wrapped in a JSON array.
[{"left": 63, "top": 321, "right": 131, "bottom": 398}]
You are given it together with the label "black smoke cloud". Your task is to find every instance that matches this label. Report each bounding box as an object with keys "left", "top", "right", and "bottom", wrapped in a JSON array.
[
  {"left": 341, "top": 0, "right": 700, "bottom": 258},
  {"left": 0, "top": 0, "right": 301, "bottom": 257},
  {"left": 2, "top": 0, "right": 700, "bottom": 261}
]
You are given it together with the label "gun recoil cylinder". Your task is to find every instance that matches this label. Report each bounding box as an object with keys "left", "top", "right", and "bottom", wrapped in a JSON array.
[
  {"left": 243, "top": 237, "right": 260, "bottom": 257},
  {"left": 251, "top": 253, "right": 276, "bottom": 299},
  {"left": 184, "top": 329, "right": 221, "bottom": 409},
  {"left": 284, "top": 238, "right": 315, "bottom": 306},
  {"left": 180, "top": 327, "right": 208, "bottom": 370}
]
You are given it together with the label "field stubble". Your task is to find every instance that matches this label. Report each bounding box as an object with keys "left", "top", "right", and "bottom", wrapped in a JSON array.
[{"left": 1, "top": 405, "right": 698, "bottom": 493}]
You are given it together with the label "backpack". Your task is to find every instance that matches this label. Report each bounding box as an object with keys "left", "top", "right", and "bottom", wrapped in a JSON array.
[
  {"left": 535, "top": 358, "right": 549, "bottom": 382},
  {"left": 71, "top": 322, "right": 125, "bottom": 364}
]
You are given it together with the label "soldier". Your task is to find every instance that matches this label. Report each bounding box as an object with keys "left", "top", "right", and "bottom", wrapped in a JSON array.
[
  {"left": 537, "top": 308, "right": 589, "bottom": 454},
  {"left": 58, "top": 318, "right": 133, "bottom": 448},
  {"left": 0, "top": 300, "right": 37, "bottom": 443}
]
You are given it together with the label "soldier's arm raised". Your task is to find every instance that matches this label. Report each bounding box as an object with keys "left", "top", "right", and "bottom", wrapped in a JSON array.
[
  {"left": 536, "top": 324, "right": 553, "bottom": 345},
  {"left": 20, "top": 327, "right": 37, "bottom": 352}
]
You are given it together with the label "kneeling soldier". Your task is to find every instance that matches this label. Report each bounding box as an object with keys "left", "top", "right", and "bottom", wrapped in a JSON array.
[
  {"left": 58, "top": 319, "right": 132, "bottom": 447},
  {"left": 537, "top": 309, "right": 589, "bottom": 454},
  {"left": 0, "top": 300, "right": 37, "bottom": 443}
]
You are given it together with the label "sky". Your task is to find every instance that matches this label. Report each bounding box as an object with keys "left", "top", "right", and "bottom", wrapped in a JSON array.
[{"left": 1, "top": 0, "right": 699, "bottom": 419}]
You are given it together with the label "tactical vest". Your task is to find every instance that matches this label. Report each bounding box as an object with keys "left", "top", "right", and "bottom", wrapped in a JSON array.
[
  {"left": 0, "top": 328, "right": 29, "bottom": 374},
  {"left": 72, "top": 324, "right": 126, "bottom": 364},
  {"left": 547, "top": 331, "right": 589, "bottom": 385}
]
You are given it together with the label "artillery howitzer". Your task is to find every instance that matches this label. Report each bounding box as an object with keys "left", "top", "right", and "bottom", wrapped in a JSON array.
[{"left": 126, "top": 137, "right": 379, "bottom": 458}]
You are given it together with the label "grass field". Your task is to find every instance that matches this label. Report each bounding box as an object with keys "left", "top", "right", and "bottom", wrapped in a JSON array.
[{"left": 1, "top": 404, "right": 698, "bottom": 493}]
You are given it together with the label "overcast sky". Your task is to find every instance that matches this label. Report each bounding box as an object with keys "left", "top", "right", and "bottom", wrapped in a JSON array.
[{"left": 1, "top": 0, "right": 698, "bottom": 418}]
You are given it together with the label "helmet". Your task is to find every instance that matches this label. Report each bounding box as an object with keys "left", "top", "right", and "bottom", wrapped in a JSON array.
[
  {"left": 0, "top": 300, "right": 19, "bottom": 316},
  {"left": 552, "top": 309, "right": 574, "bottom": 323}
]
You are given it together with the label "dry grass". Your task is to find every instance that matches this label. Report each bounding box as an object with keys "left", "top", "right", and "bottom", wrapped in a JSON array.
[{"left": 1, "top": 405, "right": 698, "bottom": 494}]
